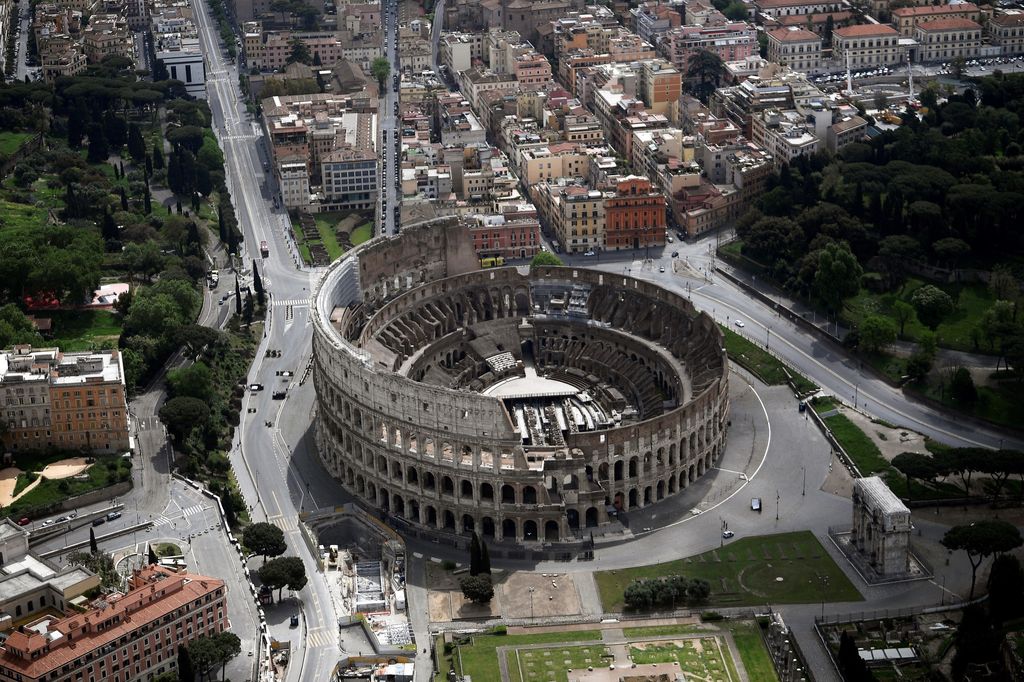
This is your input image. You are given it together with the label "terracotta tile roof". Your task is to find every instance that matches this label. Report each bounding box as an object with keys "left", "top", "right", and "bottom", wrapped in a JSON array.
[
  {"left": 992, "top": 12, "right": 1024, "bottom": 26},
  {"left": 914, "top": 17, "right": 982, "bottom": 31},
  {"left": 778, "top": 10, "right": 852, "bottom": 25},
  {"left": 758, "top": 0, "right": 836, "bottom": 7},
  {"left": 892, "top": 3, "right": 978, "bottom": 17},
  {"left": 767, "top": 27, "right": 820, "bottom": 42},
  {"left": 0, "top": 567, "right": 225, "bottom": 680},
  {"left": 834, "top": 23, "right": 899, "bottom": 37}
]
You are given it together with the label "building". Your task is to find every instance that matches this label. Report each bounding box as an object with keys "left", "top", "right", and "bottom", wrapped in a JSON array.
[
  {"left": 155, "top": 35, "right": 206, "bottom": 98},
  {"left": 0, "top": 565, "right": 227, "bottom": 682},
  {"left": 851, "top": 476, "right": 911, "bottom": 578},
  {"left": 914, "top": 18, "right": 982, "bottom": 63},
  {"left": 38, "top": 32, "right": 88, "bottom": 83},
  {"left": 661, "top": 22, "right": 757, "bottom": 75},
  {"left": 832, "top": 24, "right": 902, "bottom": 68},
  {"left": 638, "top": 59, "right": 682, "bottom": 116},
  {"left": 321, "top": 148, "right": 378, "bottom": 211},
  {"left": 512, "top": 51, "right": 553, "bottom": 87},
  {"left": 826, "top": 114, "right": 868, "bottom": 151},
  {"left": 81, "top": 13, "right": 133, "bottom": 64},
  {"left": 440, "top": 32, "right": 475, "bottom": 74},
  {"left": 631, "top": 2, "right": 682, "bottom": 44},
  {"left": 468, "top": 207, "right": 542, "bottom": 260},
  {"left": 534, "top": 181, "right": 606, "bottom": 254},
  {"left": 603, "top": 176, "right": 666, "bottom": 251},
  {"left": 890, "top": 3, "right": 980, "bottom": 37},
  {"left": 990, "top": 13, "right": 1024, "bottom": 56},
  {"left": 754, "top": 0, "right": 842, "bottom": 19},
  {"left": 1, "top": 346, "right": 130, "bottom": 454},
  {"left": 766, "top": 27, "right": 822, "bottom": 73}
]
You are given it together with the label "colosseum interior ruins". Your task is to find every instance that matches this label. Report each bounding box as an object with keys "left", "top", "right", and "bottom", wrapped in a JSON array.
[{"left": 311, "top": 219, "right": 729, "bottom": 545}]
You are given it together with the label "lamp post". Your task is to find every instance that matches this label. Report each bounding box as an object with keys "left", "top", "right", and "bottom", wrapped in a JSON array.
[
  {"left": 776, "top": 490, "right": 780, "bottom": 521},
  {"left": 854, "top": 383, "right": 859, "bottom": 410},
  {"left": 528, "top": 587, "right": 536, "bottom": 619},
  {"left": 766, "top": 326, "right": 771, "bottom": 351},
  {"left": 802, "top": 467, "right": 806, "bottom": 496}
]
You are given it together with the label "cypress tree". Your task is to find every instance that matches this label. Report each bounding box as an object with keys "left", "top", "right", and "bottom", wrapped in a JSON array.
[
  {"left": 177, "top": 645, "right": 195, "bottom": 682},
  {"left": 119, "top": 186, "right": 128, "bottom": 211},
  {"left": 243, "top": 291, "right": 254, "bottom": 326},
  {"left": 89, "top": 527, "right": 98, "bottom": 553},
  {"left": 148, "top": 544, "right": 159, "bottom": 565},
  {"left": 480, "top": 539, "right": 491, "bottom": 574},
  {"left": 153, "top": 142, "right": 164, "bottom": 169},
  {"left": 218, "top": 209, "right": 227, "bottom": 244},
  {"left": 145, "top": 153, "right": 153, "bottom": 178},
  {"left": 469, "top": 532, "right": 481, "bottom": 576},
  {"left": 144, "top": 186, "right": 152, "bottom": 215},
  {"left": 101, "top": 209, "right": 118, "bottom": 242},
  {"left": 127, "top": 122, "right": 146, "bottom": 160},
  {"left": 235, "top": 278, "right": 242, "bottom": 316},
  {"left": 252, "top": 261, "right": 265, "bottom": 306}
]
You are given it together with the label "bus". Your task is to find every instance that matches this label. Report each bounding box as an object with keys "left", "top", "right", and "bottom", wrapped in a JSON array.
[
  {"left": 480, "top": 256, "right": 505, "bottom": 268},
  {"left": 260, "top": 240, "right": 269, "bottom": 257}
]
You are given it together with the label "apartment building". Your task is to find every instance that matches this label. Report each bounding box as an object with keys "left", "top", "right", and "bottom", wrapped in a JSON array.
[
  {"left": 244, "top": 25, "right": 382, "bottom": 72},
  {"left": 534, "top": 181, "right": 606, "bottom": 254},
  {"left": 990, "top": 12, "right": 1024, "bottom": 56},
  {"left": 155, "top": 35, "right": 205, "bottom": 98},
  {"left": 438, "top": 94, "right": 488, "bottom": 146},
  {"left": 1, "top": 346, "right": 130, "bottom": 453},
  {"left": 458, "top": 68, "right": 520, "bottom": 113},
  {"left": 769, "top": 11, "right": 855, "bottom": 38},
  {"left": 751, "top": 108, "right": 821, "bottom": 167},
  {"left": 661, "top": 22, "right": 757, "bottom": 74},
  {"left": 639, "top": 59, "right": 682, "bottom": 116},
  {"left": 607, "top": 32, "right": 657, "bottom": 62},
  {"left": 603, "top": 176, "right": 666, "bottom": 251},
  {"left": 891, "top": 3, "right": 980, "bottom": 37},
  {"left": 914, "top": 18, "right": 982, "bottom": 62},
  {"left": 82, "top": 13, "right": 132, "bottom": 64},
  {"left": 631, "top": 1, "right": 682, "bottom": 44},
  {"left": 832, "top": 24, "right": 902, "bottom": 68},
  {"left": 518, "top": 143, "right": 589, "bottom": 185},
  {"left": 469, "top": 208, "right": 542, "bottom": 260},
  {"left": 558, "top": 50, "right": 613, "bottom": 94},
  {"left": 440, "top": 33, "right": 475, "bottom": 74},
  {"left": 766, "top": 27, "right": 822, "bottom": 73},
  {"left": 754, "top": 0, "right": 842, "bottom": 19},
  {"left": 0, "top": 565, "right": 227, "bottom": 682},
  {"left": 513, "top": 51, "right": 553, "bottom": 87},
  {"left": 38, "top": 31, "right": 87, "bottom": 82}
]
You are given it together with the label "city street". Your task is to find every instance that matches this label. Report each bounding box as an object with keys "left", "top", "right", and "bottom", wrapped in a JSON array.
[{"left": 379, "top": 0, "right": 400, "bottom": 236}]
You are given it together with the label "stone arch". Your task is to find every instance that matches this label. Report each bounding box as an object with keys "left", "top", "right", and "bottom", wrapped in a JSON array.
[
  {"left": 377, "top": 454, "right": 387, "bottom": 473},
  {"left": 697, "top": 459, "right": 704, "bottom": 475},
  {"left": 669, "top": 444, "right": 676, "bottom": 465},
  {"left": 443, "top": 510, "right": 456, "bottom": 530},
  {"left": 689, "top": 463, "right": 696, "bottom": 481},
  {"left": 644, "top": 486, "right": 652, "bottom": 505},
  {"left": 424, "top": 438, "right": 435, "bottom": 457},
  {"left": 393, "top": 494, "right": 405, "bottom": 517},
  {"left": 346, "top": 467, "right": 355, "bottom": 485},
  {"left": 562, "top": 473, "right": 580, "bottom": 490},
  {"left": 501, "top": 484, "right": 515, "bottom": 503},
  {"left": 614, "top": 460, "right": 624, "bottom": 481},
  {"left": 598, "top": 462, "right": 609, "bottom": 481},
  {"left": 407, "top": 466, "right": 418, "bottom": 485},
  {"left": 523, "top": 519, "right": 538, "bottom": 540},
  {"left": 380, "top": 488, "right": 390, "bottom": 511},
  {"left": 356, "top": 475, "right": 365, "bottom": 494},
  {"left": 462, "top": 514, "right": 475, "bottom": 533},
  {"left": 544, "top": 520, "right": 560, "bottom": 541},
  {"left": 393, "top": 426, "right": 402, "bottom": 449},
  {"left": 585, "top": 507, "right": 599, "bottom": 527},
  {"left": 643, "top": 451, "right": 653, "bottom": 471},
  {"left": 367, "top": 481, "right": 377, "bottom": 504},
  {"left": 441, "top": 442, "right": 454, "bottom": 462},
  {"left": 480, "top": 482, "right": 494, "bottom": 501},
  {"left": 424, "top": 471, "right": 436, "bottom": 491},
  {"left": 391, "top": 460, "right": 402, "bottom": 480},
  {"left": 442, "top": 476, "right": 455, "bottom": 495},
  {"left": 408, "top": 434, "right": 418, "bottom": 453},
  {"left": 482, "top": 517, "right": 495, "bottom": 537},
  {"left": 409, "top": 499, "right": 420, "bottom": 522},
  {"left": 668, "top": 476, "right": 677, "bottom": 494},
  {"left": 628, "top": 457, "right": 639, "bottom": 478},
  {"left": 425, "top": 505, "right": 437, "bottom": 526},
  {"left": 522, "top": 485, "right": 537, "bottom": 504},
  {"left": 460, "top": 479, "right": 473, "bottom": 499},
  {"left": 656, "top": 480, "right": 665, "bottom": 500},
  {"left": 705, "top": 452, "right": 712, "bottom": 470},
  {"left": 567, "top": 509, "right": 579, "bottom": 529},
  {"left": 502, "top": 518, "right": 517, "bottom": 540},
  {"left": 656, "top": 447, "right": 664, "bottom": 466},
  {"left": 628, "top": 489, "right": 638, "bottom": 508},
  {"left": 379, "top": 422, "right": 388, "bottom": 443},
  {"left": 614, "top": 492, "right": 625, "bottom": 510}
]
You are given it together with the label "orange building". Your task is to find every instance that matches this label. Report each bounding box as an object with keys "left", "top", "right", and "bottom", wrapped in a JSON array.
[{"left": 603, "top": 176, "right": 667, "bottom": 251}]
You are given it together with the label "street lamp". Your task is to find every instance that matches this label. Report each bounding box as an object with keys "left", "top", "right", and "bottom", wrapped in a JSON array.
[
  {"left": 776, "top": 490, "right": 780, "bottom": 521},
  {"left": 853, "top": 383, "right": 859, "bottom": 410},
  {"left": 528, "top": 587, "right": 535, "bottom": 619},
  {"left": 801, "top": 467, "right": 806, "bottom": 496},
  {"left": 766, "top": 326, "right": 771, "bottom": 351}
]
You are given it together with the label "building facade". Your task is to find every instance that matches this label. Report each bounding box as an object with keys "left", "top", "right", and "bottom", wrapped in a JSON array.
[
  {"left": 991, "top": 13, "right": 1024, "bottom": 56},
  {"left": 832, "top": 24, "right": 902, "bottom": 68},
  {"left": 765, "top": 27, "right": 822, "bottom": 73},
  {"left": 890, "top": 3, "right": 980, "bottom": 37},
  {"left": 914, "top": 18, "right": 982, "bottom": 63},
  {"left": 603, "top": 176, "right": 667, "bottom": 251}
]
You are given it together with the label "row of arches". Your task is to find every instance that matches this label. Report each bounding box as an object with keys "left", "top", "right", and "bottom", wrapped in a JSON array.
[{"left": 344, "top": 464, "right": 542, "bottom": 505}]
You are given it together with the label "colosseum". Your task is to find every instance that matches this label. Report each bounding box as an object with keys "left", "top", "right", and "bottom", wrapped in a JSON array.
[{"left": 311, "top": 219, "right": 729, "bottom": 545}]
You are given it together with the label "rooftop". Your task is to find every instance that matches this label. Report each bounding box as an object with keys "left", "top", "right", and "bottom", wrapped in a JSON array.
[
  {"left": 892, "top": 3, "right": 978, "bottom": 17},
  {"left": 834, "top": 24, "right": 899, "bottom": 38},
  {"left": 914, "top": 17, "right": 981, "bottom": 31},
  {"left": 768, "top": 27, "right": 820, "bottom": 42}
]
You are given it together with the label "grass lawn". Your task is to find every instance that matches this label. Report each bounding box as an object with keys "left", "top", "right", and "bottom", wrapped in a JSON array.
[
  {"left": 595, "top": 531, "right": 861, "bottom": 612},
  {"left": 154, "top": 542, "right": 182, "bottom": 557},
  {"left": 46, "top": 310, "right": 123, "bottom": 352},
  {"left": 312, "top": 213, "right": 345, "bottom": 261},
  {"left": 622, "top": 624, "right": 705, "bottom": 638},
  {"left": 630, "top": 638, "right": 738, "bottom": 681},
  {"left": 3, "top": 455, "right": 132, "bottom": 517},
  {"left": 727, "top": 622, "right": 778, "bottom": 682},
  {"left": 843, "top": 279, "right": 996, "bottom": 353},
  {"left": 0, "top": 199, "right": 48, "bottom": 231},
  {"left": 351, "top": 222, "right": 373, "bottom": 245},
  {"left": 12, "top": 473, "right": 36, "bottom": 497},
  {"left": 436, "top": 629, "right": 601, "bottom": 682},
  {"left": 721, "top": 327, "right": 818, "bottom": 394},
  {"left": 815, "top": 408, "right": 889, "bottom": 475},
  {"left": 918, "top": 379, "right": 1024, "bottom": 431},
  {"left": 507, "top": 644, "right": 610, "bottom": 682},
  {"left": 0, "top": 131, "right": 32, "bottom": 156}
]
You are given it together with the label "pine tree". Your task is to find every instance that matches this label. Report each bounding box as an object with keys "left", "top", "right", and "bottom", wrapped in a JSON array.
[
  {"left": 153, "top": 142, "right": 164, "bottom": 169},
  {"left": 167, "top": 151, "right": 181, "bottom": 193},
  {"left": 218, "top": 209, "right": 227, "bottom": 244},
  {"left": 148, "top": 544, "right": 159, "bottom": 565},
  {"left": 87, "top": 124, "right": 108, "bottom": 163},
  {"left": 127, "top": 122, "right": 146, "bottom": 160},
  {"left": 101, "top": 209, "right": 118, "bottom": 243},
  {"left": 235, "top": 278, "right": 242, "bottom": 316},
  {"left": 469, "top": 532, "right": 481, "bottom": 576},
  {"left": 89, "top": 527, "right": 98, "bottom": 554},
  {"left": 480, "top": 539, "right": 491, "bottom": 574},
  {"left": 113, "top": 163, "right": 120, "bottom": 180},
  {"left": 227, "top": 225, "right": 239, "bottom": 255},
  {"left": 67, "top": 114, "right": 84, "bottom": 148},
  {"left": 252, "top": 261, "right": 265, "bottom": 306},
  {"left": 243, "top": 291, "right": 254, "bottom": 326}
]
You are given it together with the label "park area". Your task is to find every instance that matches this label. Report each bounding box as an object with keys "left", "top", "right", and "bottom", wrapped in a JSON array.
[
  {"left": 0, "top": 451, "right": 132, "bottom": 516},
  {"left": 291, "top": 211, "right": 372, "bottom": 265},
  {"left": 435, "top": 620, "right": 778, "bottom": 682},
  {"left": 720, "top": 327, "right": 817, "bottom": 395},
  {"left": 594, "top": 531, "right": 862, "bottom": 612}
]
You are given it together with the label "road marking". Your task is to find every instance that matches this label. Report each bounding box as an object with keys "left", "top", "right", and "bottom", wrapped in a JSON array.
[
  {"left": 306, "top": 627, "right": 335, "bottom": 648},
  {"left": 268, "top": 514, "right": 296, "bottom": 532},
  {"left": 713, "top": 466, "right": 746, "bottom": 476},
  {"left": 273, "top": 298, "right": 309, "bottom": 307}
]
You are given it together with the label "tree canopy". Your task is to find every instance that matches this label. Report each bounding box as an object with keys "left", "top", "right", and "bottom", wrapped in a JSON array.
[
  {"left": 942, "top": 520, "right": 1023, "bottom": 599},
  {"left": 258, "top": 556, "right": 308, "bottom": 600},
  {"left": 243, "top": 522, "right": 287, "bottom": 563}
]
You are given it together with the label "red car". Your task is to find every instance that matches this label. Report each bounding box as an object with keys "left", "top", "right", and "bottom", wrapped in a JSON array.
[{"left": 17, "top": 517, "right": 30, "bottom": 526}]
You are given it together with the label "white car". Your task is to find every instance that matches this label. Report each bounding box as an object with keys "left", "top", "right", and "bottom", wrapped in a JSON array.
[
  {"left": 583, "top": 250, "right": 596, "bottom": 257},
  {"left": 722, "top": 530, "right": 735, "bottom": 539},
  {"left": 659, "top": 266, "right": 665, "bottom": 273},
  {"left": 734, "top": 320, "right": 745, "bottom": 328}
]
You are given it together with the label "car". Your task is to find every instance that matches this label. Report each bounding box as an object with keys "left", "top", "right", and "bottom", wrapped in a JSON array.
[
  {"left": 659, "top": 266, "right": 665, "bottom": 273},
  {"left": 290, "top": 615, "right": 300, "bottom": 627},
  {"left": 734, "top": 320, "right": 745, "bottom": 328},
  {"left": 106, "top": 511, "right": 122, "bottom": 521},
  {"left": 666, "top": 236, "right": 673, "bottom": 243},
  {"left": 42, "top": 519, "right": 55, "bottom": 526},
  {"left": 583, "top": 250, "right": 596, "bottom": 257},
  {"left": 218, "top": 298, "right": 225, "bottom": 306},
  {"left": 92, "top": 517, "right": 106, "bottom": 526},
  {"left": 272, "top": 391, "right": 287, "bottom": 400},
  {"left": 671, "top": 251, "right": 679, "bottom": 258},
  {"left": 17, "top": 517, "right": 30, "bottom": 526},
  {"left": 249, "top": 383, "right": 264, "bottom": 391},
  {"left": 722, "top": 530, "right": 735, "bottom": 539},
  {"left": 751, "top": 497, "right": 762, "bottom": 513}
]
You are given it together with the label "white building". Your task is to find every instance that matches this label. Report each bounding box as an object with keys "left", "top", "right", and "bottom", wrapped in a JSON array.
[{"left": 156, "top": 36, "right": 206, "bottom": 98}]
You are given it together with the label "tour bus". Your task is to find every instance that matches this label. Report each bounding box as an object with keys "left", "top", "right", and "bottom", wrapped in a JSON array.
[{"left": 480, "top": 256, "right": 505, "bottom": 268}]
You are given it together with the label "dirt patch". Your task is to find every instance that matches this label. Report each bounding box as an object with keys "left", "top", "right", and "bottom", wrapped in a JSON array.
[
  {"left": 821, "top": 452, "right": 856, "bottom": 499},
  {"left": 40, "top": 458, "right": 92, "bottom": 479},
  {"left": 0, "top": 468, "right": 24, "bottom": 508},
  {"left": 835, "top": 406, "right": 930, "bottom": 463},
  {"left": 501, "top": 572, "right": 583, "bottom": 620}
]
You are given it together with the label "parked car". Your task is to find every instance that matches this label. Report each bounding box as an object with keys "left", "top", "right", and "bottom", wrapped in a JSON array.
[
  {"left": 290, "top": 615, "right": 299, "bottom": 627},
  {"left": 734, "top": 320, "right": 745, "bottom": 328},
  {"left": 583, "top": 250, "right": 596, "bottom": 257},
  {"left": 92, "top": 517, "right": 106, "bottom": 526},
  {"left": 751, "top": 497, "right": 762, "bottom": 513},
  {"left": 722, "top": 530, "right": 735, "bottom": 539},
  {"left": 17, "top": 517, "right": 30, "bottom": 526},
  {"left": 249, "top": 383, "right": 264, "bottom": 391},
  {"left": 106, "top": 511, "right": 122, "bottom": 521}
]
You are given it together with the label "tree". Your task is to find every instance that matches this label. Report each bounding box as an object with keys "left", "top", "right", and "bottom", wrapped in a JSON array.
[
  {"left": 891, "top": 452, "right": 935, "bottom": 502},
  {"left": 952, "top": 605, "right": 1000, "bottom": 679},
  {"left": 837, "top": 630, "right": 874, "bottom": 682},
  {"left": 949, "top": 367, "right": 978, "bottom": 405},
  {"left": 258, "top": 556, "right": 308, "bottom": 600},
  {"left": 153, "top": 142, "right": 165, "bottom": 169},
  {"left": 888, "top": 300, "right": 914, "bottom": 338},
  {"left": 213, "top": 631, "right": 242, "bottom": 681},
  {"left": 459, "top": 575, "right": 494, "bottom": 604},
  {"left": 910, "top": 284, "right": 954, "bottom": 329},
  {"left": 89, "top": 527, "right": 98, "bottom": 553},
  {"left": 480, "top": 539, "right": 491, "bottom": 574},
  {"left": 812, "top": 242, "right": 863, "bottom": 314},
  {"left": 148, "top": 543, "right": 159, "bottom": 565},
  {"left": 942, "top": 520, "right": 1023, "bottom": 599},
  {"left": 144, "top": 185, "right": 152, "bottom": 215},
  {"left": 67, "top": 550, "right": 119, "bottom": 587},
  {"left": 686, "top": 49, "right": 725, "bottom": 102},
  {"left": 175, "top": 325, "right": 222, "bottom": 357},
  {"left": 0, "top": 304, "right": 43, "bottom": 349},
  {"left": 988, "top": 553, "right": 1024, "bottom": 624},
  {"left": 531, "top": 251, "right": 563, "bottom": 267},
  {"left": 858, "top": 315, "right": 897, "bottom": 353},
  {"left": 235, "top": 278, "right": 242, "bottom": 316},
  {"left": 469, "top": 532, "right": 482, "bottom": 576},
  {"left": 127, "top": 122, "right": 146, "bottom": 160},
  {"left": 177, "top": 645, "right": 196, "bottom": 682},
  {"left": 989, "top": 265, "right": 1018, "bottom": 302},
  {"left": 187, "top": 635, "right": 220, "bottom": 682},
  {"left": 950, "top": 54, "right": 967, "bottom": 80},
  {"left": 371, "top": 56, "right": 390, "bottom": 92},
  {"left": 87, "top": 123, "right": 109, "bottom": 163},
  {"left": 167, "top": 362, "right": 214, "bottom": 402},
  {"left": 252, "top": 260, "right": 265, "bottom": 306},
  {"left": 932, "top": 237, "right": 970, "bottom": 268},
  {"left": 286, "top": 38, "right": 312, "bottom": 65},
  {"left": 243, "top": 290, "right": 254, "bottom": 326},
  {"left": 243, "top": 522, "right": 287, "bottom": 563},
  {"left": 159, "top": 396, "right": 210, "bottom": 443}
]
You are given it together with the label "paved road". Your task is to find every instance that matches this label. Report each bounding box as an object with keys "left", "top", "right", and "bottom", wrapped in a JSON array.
[{"left": 379, "top": 0, "right": 400, "bottom": 236}]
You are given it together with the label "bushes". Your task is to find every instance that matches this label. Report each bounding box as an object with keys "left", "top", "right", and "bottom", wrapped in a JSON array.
[{"left": 623, "top": 575, "right": 711, "bottom": 611}]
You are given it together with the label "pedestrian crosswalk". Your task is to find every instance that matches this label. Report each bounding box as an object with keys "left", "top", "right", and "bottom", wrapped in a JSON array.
[
  {"left": 269, "top": 515, "right": 298, "bottom": 532},
  {"left": 153, "top": 504, "right": 206, "bottom": 527},
  {"left": 306, "top": 627, "right": 335, "bottom": 648},
  {"left": 274, "top": 298, "right": 309, "bottom": 307}
]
